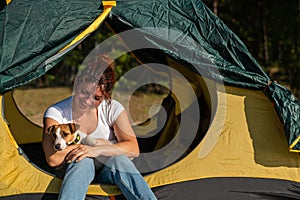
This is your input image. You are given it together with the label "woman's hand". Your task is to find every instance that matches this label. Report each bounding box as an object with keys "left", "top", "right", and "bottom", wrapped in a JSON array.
[
  {"left": 65, "top": 109, "right": 139, "bottom": 163},
  {"left": 66, "top": 144, "right": 93, "bottom": 163}
]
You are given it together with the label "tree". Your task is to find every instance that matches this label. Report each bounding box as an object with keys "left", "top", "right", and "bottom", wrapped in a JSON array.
[
  {"left": 258, "top": 0, "right": 269, "bottom": 66},
  {"left": 203, "top": 0, "right": 300, "bottom": 100},
  {"left": 34, "top": 1, "right": 300, "bottom": 99}
]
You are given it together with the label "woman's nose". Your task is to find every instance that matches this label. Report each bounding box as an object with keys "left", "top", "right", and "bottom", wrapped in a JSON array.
[{"left": 84, "top": 95, "right": 96, "bottom": 106}]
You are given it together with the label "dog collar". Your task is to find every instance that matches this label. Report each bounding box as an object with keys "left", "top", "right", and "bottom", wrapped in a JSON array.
[{"left": 69, "top": 134, "right": 81, "bottom": 145}]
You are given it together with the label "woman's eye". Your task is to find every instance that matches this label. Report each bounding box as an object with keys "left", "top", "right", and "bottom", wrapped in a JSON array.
[
  {"left": 95, "top": 96, "right": 103, "bottom": 101},
  {"left": 80, "top": 89, "right": 90, "bottom": 96},
  {"left": 80, "top": 89, "right": 87, "bottom": 94}
]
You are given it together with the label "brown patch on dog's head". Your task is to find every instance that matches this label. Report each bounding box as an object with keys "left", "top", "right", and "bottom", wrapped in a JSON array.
[{"left": 48, "top": 123, "right": 80, "bottom": 151}]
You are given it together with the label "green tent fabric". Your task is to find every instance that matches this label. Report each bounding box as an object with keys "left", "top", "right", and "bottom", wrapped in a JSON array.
[
  {"left": 1, "top": 1, "right": 300, "bottom": 199},
  {"left": 0, "top": 0, "right": 102, "bottom": 92},
  {"left": 1, "top": 0, "right": 299, "bottom": 150},
  {"left": 108, "top": 0, "right": 300, "bottom": 151}
]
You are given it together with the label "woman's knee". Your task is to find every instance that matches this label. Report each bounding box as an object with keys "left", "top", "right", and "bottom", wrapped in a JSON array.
[
  {"left": 60, "top": 158, "right": 95, "bottom": 198},
  {"left": 66, "top": 157, "right": 95, "bottom": 176},
  {"left": 106, "top": 155, "right": 138, "bottom": 173}
]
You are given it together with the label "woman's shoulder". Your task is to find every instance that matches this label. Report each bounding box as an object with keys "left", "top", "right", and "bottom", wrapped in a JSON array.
[
  {"left": 44, "top": 97, "right": 72, "bottom": 116},
  {"left": 110, "top": 99, "right": 124, "bottom": 109},
  {"left": 49, "top": 96, "right": 72, "bottom": 110},
  {"left": 99, "top": 99, "right": 123, "bottom": 109},
  {"left": 44, "top": 96, "right": 72, "bottom": 123},
  {"left": 99, "top": 99, "right": 125, "bottom": 125}
]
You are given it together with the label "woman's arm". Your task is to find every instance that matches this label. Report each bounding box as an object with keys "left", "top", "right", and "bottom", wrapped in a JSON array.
[
  {"left": 113, "top": 110, "right": 140, "bottom": 157},
  {"left": 67, "top": 110, "right": 140, "bottom": 163},
  {"left": 42, "top": 117, "right": 79, "bottom": 167}
]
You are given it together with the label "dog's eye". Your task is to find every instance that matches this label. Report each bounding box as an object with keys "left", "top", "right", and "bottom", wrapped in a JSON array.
[
  {"left": 62, "top": 132, "right": 69, "bottom": 137},
  {"left": 52, "top": 134, "right": 57, "bottom": 139}
]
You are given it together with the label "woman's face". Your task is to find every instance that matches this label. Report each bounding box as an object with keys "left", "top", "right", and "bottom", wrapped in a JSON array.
[
  {"left": 73, "top": 82, "right": 104, "bottom": 110},
  {"left": 93, "top": 86, "right": 104, "bottom": 107}
]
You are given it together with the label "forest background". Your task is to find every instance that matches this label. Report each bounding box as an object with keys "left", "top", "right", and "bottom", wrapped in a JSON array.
[{"left": 29, "top": 0, "right": 300, "bottom": 100}]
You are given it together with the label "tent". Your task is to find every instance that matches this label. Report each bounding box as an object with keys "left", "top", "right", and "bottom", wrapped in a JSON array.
[{"left": 1, "top": 0, "right": 300, "bottom": 199}]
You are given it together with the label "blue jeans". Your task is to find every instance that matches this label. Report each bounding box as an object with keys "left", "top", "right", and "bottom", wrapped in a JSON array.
[{"left": 58, "top": 156, "right": 157, "bottom": 200}]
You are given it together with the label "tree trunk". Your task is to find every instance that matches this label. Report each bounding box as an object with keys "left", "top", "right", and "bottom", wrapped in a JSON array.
[
  {"left": 213, "top": 0, "right": 218, "bottom": 16},
  {"left": 258, "top": 0, "right": 269, "bottom": 66}
]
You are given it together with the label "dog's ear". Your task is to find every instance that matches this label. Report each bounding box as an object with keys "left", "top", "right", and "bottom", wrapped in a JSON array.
[
  {"left": 47, "top": 125, "right": 55, "bottom": 135},
  {"left": 68, "top": 123, "right": 79, "bottom": 133}
]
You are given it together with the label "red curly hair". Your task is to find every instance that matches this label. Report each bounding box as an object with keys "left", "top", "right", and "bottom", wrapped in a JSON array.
[{"left": 74, "top": 54, "right": 115, "bottom": 101}]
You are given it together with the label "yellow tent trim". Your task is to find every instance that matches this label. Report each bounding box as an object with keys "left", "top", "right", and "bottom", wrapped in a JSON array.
[
  {"left": 289, "top": 135, "right": 300, "bottom": 152},
  {"left": 144, "top": 85, "right": 300, "bottom": 188},
  {"left": 1, "top": 95, "right": 122, "bottom": 197},
  {"left": 59, "top": 0, "right": 116, "bottom": 53},
  {"left": 102, "top": 1, "right": 117, "bottom": 7},
  {"left": 3, "top": 92, "right": 42, "bottom": 144},
  {"left": 2, "top": 82, "right": 300, "bottom": 197},
  {"left": 6, "top": 0, "right": 11, "bottom": 5},
  {"left": 0, "top": 95, "right": 18, "bottom": 148}
]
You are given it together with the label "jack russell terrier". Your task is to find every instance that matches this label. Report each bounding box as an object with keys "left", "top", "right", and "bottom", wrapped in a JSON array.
[
  {"left": 47, "top": 123, "right": 113, "bottom": 170},
  {"left": 47, "top": 123, "right": 97, "bottom": 151}
]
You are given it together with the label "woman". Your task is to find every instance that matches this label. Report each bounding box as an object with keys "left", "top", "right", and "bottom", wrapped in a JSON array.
[{"left": 42, "top": 55, "right": 157, "bottom": 200}]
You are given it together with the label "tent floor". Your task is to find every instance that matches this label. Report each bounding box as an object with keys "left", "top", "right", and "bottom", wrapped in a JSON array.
[
  {"left": 19, "top": 142, "right": 62, "bottom": 177},
  {"left": 3, "top": 177, "right": 300, "bottom": 199},
  {"left": 152, "top": 177, "right": 300, "bottom": 200}
]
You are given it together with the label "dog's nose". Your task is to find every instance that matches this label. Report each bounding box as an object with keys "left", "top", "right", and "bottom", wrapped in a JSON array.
[{"left": 54, "top": 144, "right": 61, "bottom": 150}]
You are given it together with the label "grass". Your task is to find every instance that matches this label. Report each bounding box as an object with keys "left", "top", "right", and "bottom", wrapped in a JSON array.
[{"left": 13, "top": 87, "right": 167, "bottom": 127}]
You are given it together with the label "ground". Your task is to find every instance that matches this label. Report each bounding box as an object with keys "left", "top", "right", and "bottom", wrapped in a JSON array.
[{"left": 13, "top": 87, "right": 167, "bottom": 126}]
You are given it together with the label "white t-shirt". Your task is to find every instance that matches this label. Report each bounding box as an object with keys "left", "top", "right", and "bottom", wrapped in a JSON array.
[{"left": 43, "top": 96, "right": 124, "bottom": 142}]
